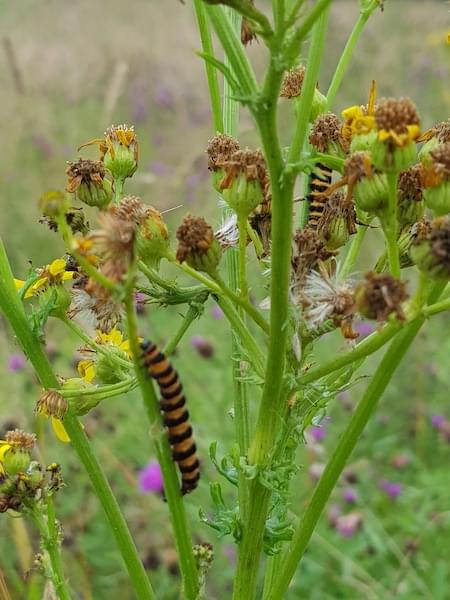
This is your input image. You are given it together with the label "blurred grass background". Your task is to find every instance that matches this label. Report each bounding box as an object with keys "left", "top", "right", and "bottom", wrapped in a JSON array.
[{"left": 0, "top": 1, "right": 450, "bottom": 598}]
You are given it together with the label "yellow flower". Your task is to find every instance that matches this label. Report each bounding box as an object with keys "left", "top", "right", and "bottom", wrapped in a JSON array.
[
  {"left": 77, "top": 328, "right": 136, "bottom": 383},
  {"left": 78, "top": 125, "right": 139, "bottom": 163},
  {"left": 15, "top": 258, "right": 74, "bottom": 299},
  {"left": 51, "top": 418, "right": 71, "bottom": 443},
  {"left": 377, "top": 124, "right": 420, "bottom": 148},
  {"left": 342, "top": 80, "right": 377, "bottom": 140}
]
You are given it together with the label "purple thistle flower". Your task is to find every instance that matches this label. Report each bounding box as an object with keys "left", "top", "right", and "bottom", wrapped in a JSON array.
[
  {"left": 379, "top": 479, "right": 403, "bottom": 499},
  {"left": 8, "top": 353, "right": 26, "bottom": 373},
  {"left": 342, "top": 488, "right": 358, "bottom": 504},
  {"left": 138, "top": 461, "right": 164, "bottom": 494},
  {"left": 211, "top": 305, "right": 224, "bottom": 320},
  {"left": 335, "top": 512, "right": 363, "bottom": 538},
  {"left": 430, "top": 414, "right": 446, "bottom": 430},
  {"left": 191, "top": 336, "right": 214, "bottom": 358}
]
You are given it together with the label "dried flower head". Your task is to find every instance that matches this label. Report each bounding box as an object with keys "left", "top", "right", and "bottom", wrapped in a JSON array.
[
  {"left": 291, "top": 229, "right": 335, "bottom": 287},
  {"left": 88, "top": 210, "right": 136, "bottom": 264},
  {"left": 176, "top": 215, "right": 214, "bottom": 262},
  {"left": 398, "top": 165, "right": 424, "bottom": 202},
  {"left": 36, "top": 390, "right": 68, "bottom": 420},
  {"left": 300, "top": 270, "right": 355, "bottom": 328},
  {"left": 111, "top": 195, "right": 151, "bottom": 224},
  {"left": 355, "top": 272, "right": 409, "bottom": 322},
  {"left": 4, "top": 430, "right": 36, "bottom": 451},
  {"left": 206, "top": 134, "right": 240, "bottom": 172},
  {"left": 280, "top": 66, "right": 305, "bottom": 99},
  {"left": 218, "top": 148, "right": 268, "bottom": 189},
  {"left": 344, "top": 152, "right": 374, "bottom": 182},
  {"left": 316, "top": 191, "right": 357, "bottom": 250},
  {"left": 375, "top": 97, "right": 420, "bottom": 146},
  {"left": 411, "top": 216, "right": 450, "bottom": 279},
  {"left": 66, "top": 159, "right": 106, "bottom": 193},
  {"left": 427, "top": 143, "right": 450, "bottom": 181},
  {"left": 434, "top": 119, "right": 450, "bottom": 144},
  {"left": 214, "top": 214, "right": 240, "bottom": 250},
  {"left": 69, "top": 277, "right": 121, "bottom": 333},
  {"left": 309, "top": 113, "right": 349, "bottom": 154}
]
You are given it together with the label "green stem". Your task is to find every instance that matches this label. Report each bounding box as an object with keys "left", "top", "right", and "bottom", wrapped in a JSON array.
[
  {"left": 326, "top": 2, "right": 378, "bottom": 108},
  {"left": 124, "top": 292, "right": 199, "bottom": 600},
  {"left": 0, "top": 239, "right": 155, "bottom": 600},
  {"left": 60, "top": 378, "right": 137, "bottom": 399},
  {"left": 163, "top": 298, "right": 207, "bottom": 356},
  {"left": 193, "top": 0, "right": 224, "bottom": 133},
  {"left": 268, "top": 318, "right": 425, "bottom": 599},
  {"left": 284, "top": 0, "right": 332, "bottom": 66},
  {"left": 382, "top": 171, "right": 401, "bottom": 278},
  {"left": 237, "top": 214, "right": 249, "bottom": 299},
  {"left": 113, "top": 178, "right": 125, "bottom": 204}
]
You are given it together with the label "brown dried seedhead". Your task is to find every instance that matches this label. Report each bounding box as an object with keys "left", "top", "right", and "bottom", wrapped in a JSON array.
[
  {"left": 344, "top": 152, "right": 374, "bottom": 182},
  {"left": 356, "top": 272, "right": 409, "bottom": 322},
  {"left": 280, "top": 66, "right": 306, "bottom": 99},
  {"left": 398, "top": 165, "right": 423, "bottom": 202},
  {"left": 375, "top": 98, "right": 419, "bottom": 134},
  {"left": 309, "top": 113, "right": 349, "bottom": 153},
  {"left": 415, "top": 216, "right": 450, "bottom": 275},
  {"left": 176, "top": 215, "right": 214, "bottom": 263},
  {"left": 5, "top": 429, "right": 36, "bottom": 451},
  {"left": 66, "top": 159, "right": 106, "bottom": 193},
  {"left": 430, "top": 143, "right": 450, "bottom": 178},
  {"left": 206, "top": 134, "right": 240, "bottom": 172},
  {"left": 36, "top": 390, "right": 68, "bottom": 420},
  {"left": 433, "top": 119, "right": 450, "bottom": 144},
  {"left": 111, "top": 195, "right": 151, "bottom": 224},
  {"left": 291, "top": 229, "right": 335, "bottom": 286}
]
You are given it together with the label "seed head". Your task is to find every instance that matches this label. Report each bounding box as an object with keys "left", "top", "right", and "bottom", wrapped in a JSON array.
[
  {"left": 206, "top": 134, "right": 240, "bottom": 172},
  {"left": 291, "top": 229, "right": 335, "bottom": 287},
  {"left": 429, "top": 143, "right": 450, "bottom": 179},
  {"left": 344, "top": 152, "right": 374, "bottom": 182},
  {"left": 411, "top": 216, "right": 450, "bottom": 279},
  {"left": 66, "top": 159, "right": 106, "bottom": 192},
  {"left": 355, "top": 273, "right": 409, "bottom": 322},
  {"left": 398, "top": 165, "right": 423, "bottom": 202},
  {"left": 36, "top": 390, "right": 68, "bottom": 420},
  {"left": 176, "top": 215, "right": 215, "bottom": 263},
  {"left": 309, "top": 113, "right": 349, "bottom": 154},
  {"left": 5, "top": 430, "right": 36, "bottom": 451},
  {"left": 375, "top": 98, "right": 420, "bottom": 135},
  {"left": 280, "top": 66, "right": 305, "bottom": 99}
]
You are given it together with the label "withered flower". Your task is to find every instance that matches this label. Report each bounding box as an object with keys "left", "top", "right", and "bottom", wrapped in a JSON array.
[
  {"left": 291, "top": 228, "right": 335, "bottom": 289},
  {"left": 397, "top": 164, "right": 424, "bottom": 226},
  {"left": 206, "top": 133, "right": 240, "bottom": 172},
  {"left": 410, "top": 216, "right": 450, "bottom": 280},
  {"left": 176, "top": 214, "right": 221, "bottom": 276},
  {"left": 309, "top": 113, "right": 349, "bottom": 157},
  {"left": 66, "top": 159, "right": 112, "bottom": 209},
  {"left": 4, "top": 430, "right": 36, "bottom": 451},
  {"left": 315, "top": 191, "right": 357, "bottom": 251},
  {"left": 280, "top": 66, "right": 306, "bottom": 99},
  {"left": 355, "top": 272, "right": 409, "bottom": 322},
  {"left": 69, "top": 276, "right": 121, "bottom": 333},
  {"left": 421, "top": 143, "right": 450, "bottom": 215},
  {"left": 36, "top": 390, "right": 70, "bottom": 443}
]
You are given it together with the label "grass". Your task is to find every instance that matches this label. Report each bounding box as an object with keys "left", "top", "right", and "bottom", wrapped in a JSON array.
[{"left": 1, "top": 1, "right": 450, "bottom": 598}]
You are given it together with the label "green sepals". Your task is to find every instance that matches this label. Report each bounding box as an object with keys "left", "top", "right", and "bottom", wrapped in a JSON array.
[
  {"left": 76, "top": 177, "right": 113, "bottom": 210},
  {"left": 353, "top": 173, "right": 389, "bottom": 213},
  {"left": 3, "top": 449, "right": 31, "bottom": 477},
  {"left": 324, "top": 215, "right": 350, "bottom": 251},
  {"left": 349, "top": 129, "right": 378, "bottom": 153},
  {"left": 423, "top": 182, "right": 450, "bottom": 216},
  {"left": 96, "top": 348, "right": 132, "bottom": 384},
  {"left": 135, "top": 211, "right": 170, "bottom": 270},
  {"left": 62, "top": 378, "right": 102, "bottom": 416},
  {"left": 199, "top": 482, "right": 242, "bottom": 542},
  {"left": 371, "top": 139, "right": 417, "bottom": 173},
  {"left": 296, "top": 88, "right": 327, "bottom": 124},
  {"left": 104, "top": 145, "right": 138, "bottom": 181},
  {"left": 186, "top": 239, "right": 222, "bottom": 277},
  {"left": 39, "top": 285, "right": 71, "bottom": 320},
  {"left": 418, "top": 136, "right": 440, "bottom": 165},
  {"left": 398, "top": 197, "right": 424, "bottom": 228},
  {"left": 222, "top": 176, "right": 264, "bottom": 219}
]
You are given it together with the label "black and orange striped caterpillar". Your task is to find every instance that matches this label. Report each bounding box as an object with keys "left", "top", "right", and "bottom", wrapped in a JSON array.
[
  {"left": 306, "top": 162, "right": 333, "bottom": 230},
  {"left": 141, "top": 341, "right": 200, "bottom": 495}
]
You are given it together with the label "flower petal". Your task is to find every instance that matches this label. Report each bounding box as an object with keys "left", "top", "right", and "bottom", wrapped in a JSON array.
[
  {"left": 77, "top": 360, "right": 96, "bottom": 383},
  {"left": 0, "top": 443, "right": 11, "bottom": 461},
  {"left": 49, "top": 259, "right": 67, "bottom": 276},
  {"left": 51, "top": 418, "right": 71, "bottom": 443}
]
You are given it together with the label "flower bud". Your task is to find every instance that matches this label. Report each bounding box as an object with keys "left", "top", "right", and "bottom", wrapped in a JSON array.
[
  {"left": 135, "top": 207, "right": 170, "bottom": 269},
  {"left": 2, "top": 450, "right": 31, "bottom": 477},
  {"left": 218, "top": 149, "right": 269, "bottom": 218},
  {"left": 66, "top": 159, "right": 113, "bottom": 209},
  {"left": 62, "top": 378, "right": 101, "bottom": 416},
  {"left": 410, "top": 216, "right": 450, "bottom": 280},
  {"left": 371, "top": 98, "right": 420, "bottom": 172},
  {"left": 1, "top": 430, "right": 36, "bottom": 477},
  {"left": 176, "top": 215, "right": 222, "bottom": 276},
  {"left": 345, "top": 152, "right": 388, "bottom": 214},
  {"left": 421, "top": 144, "right": 450, "bottom": 216},
  {"left": 102, "top": 125, "right": 139, "bottom": 181},
  {"left": 39, "top": 190, "right": 68, "bottom": 219},
  {"left": 355, "top": 272, "right": 408, "bottom": 322}
]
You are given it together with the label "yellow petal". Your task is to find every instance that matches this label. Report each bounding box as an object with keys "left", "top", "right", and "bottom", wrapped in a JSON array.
[
  {"left": 99, "top": 328, "right": 123, "bottom": 347},
  {"left": 31, "top": 277, "right": 49, "bottom": 293},
  {"left": 378, "top": 129, "right": 391, "bottom": 142},
  {"left": 0, "top": 443, "right": 11, "bottom": 461},
  {"left": 407, "top": 124, "right": 420, "bottom": 141},
  {"left": 342, "top": 105, "right": 363, "bottom": 122},
  {"left": 77, "top": 360, "right": 96, "bottom": 383},
  {"left": 49, "top": 259, "right": 67, "bottom": 276},
  {"left": 51, "top": 418, "right": 71, "bottom": 443},
  {"left": 62, "top": 271, "right": 75, "bottom": 281},
  {"left": 14, "top": 278, "right": 25, "bottom": 291}
]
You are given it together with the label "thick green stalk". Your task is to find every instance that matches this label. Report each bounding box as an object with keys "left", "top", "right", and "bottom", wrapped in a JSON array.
[
  {"left": 268, "top": 318, "right": 425, "bottom": 598},
  {"left": 124, "top": 293, "right": 199, "bottom": 600},
  {"left": 193, "top": 0, "right": 224, "bottom": 132},
  {"left": 326, "top": 1, "right": 379, "bottom": 107},
  {"left": 0, "top": 239, "right": 155, "bottom": 600}
]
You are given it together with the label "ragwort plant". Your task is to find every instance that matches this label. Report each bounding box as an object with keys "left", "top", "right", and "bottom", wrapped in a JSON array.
[{"left": 1, "top": 0, "right": 450, "bottom": 598}]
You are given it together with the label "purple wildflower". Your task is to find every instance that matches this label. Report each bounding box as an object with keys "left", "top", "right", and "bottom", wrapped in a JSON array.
[
  {"left": 8, "top": 354, "right": 26, "bottom": 373},
  {"left": 191, "top": 336, "right": 214, "bottom": 358},
  {"left": 342, "top": 488, "right": 358, "bottom": 504},
  {"left": 149, "top": 161, "right": 171, "bottom": 176},
  {"left": 335, "top": 512, "right": 363, "bottom": 538},
  {"left": 211, "top": 305, "right": 224, "bottom": 320},
  {"left": 153, "top": 84, "right": 175, "bottom": 109},
  {"left": 135, "top": 292, "right": 147, "bottom": 315},
  {"left": 379, "top": 479, "right": 403, "bottom": 499},
  {"left": 430, "top": 414, "right": 446, "bottom": 430},
  {"left": 138, "top": 460, "right": 164, "bottom": 494}
]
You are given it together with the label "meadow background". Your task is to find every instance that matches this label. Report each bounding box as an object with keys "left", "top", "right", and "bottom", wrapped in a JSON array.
[{"left": 0, "top": 1, "right": 450, "bottom": 598}]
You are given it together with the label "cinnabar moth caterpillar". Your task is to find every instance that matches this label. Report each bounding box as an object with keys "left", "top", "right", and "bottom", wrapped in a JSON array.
[
  {"left": 307, "top": 162, "right": 333, "bottom": 230},
  {"left": 140, "top": 341, "right": 200, "bottom": 495}
]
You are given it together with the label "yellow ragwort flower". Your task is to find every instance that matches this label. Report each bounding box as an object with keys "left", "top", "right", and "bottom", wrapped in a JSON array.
[
  {"left": 15, "top": 258, "right": 74, "bottom": 299},
  {"left": 377, "top": 124, "right": 420, "bottom": 148},
  {"left": 77, "top": 328, "right": 135, "bottom": 383},
  {"left": 342, "top": 80, "right": 377, "bottom": 140}
]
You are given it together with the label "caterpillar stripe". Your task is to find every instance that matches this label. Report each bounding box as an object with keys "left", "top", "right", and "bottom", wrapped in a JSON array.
[
  {"left": 140, "top": 341, "right": 200, "bottom": 495},
  {"left": 306, "top": 162, "right": 333, "bottom": 230}
]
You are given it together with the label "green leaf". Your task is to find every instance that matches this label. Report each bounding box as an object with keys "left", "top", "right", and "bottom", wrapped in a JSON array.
[{"left": 197, "top": 51, "right": 241, "bottom": 94}]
